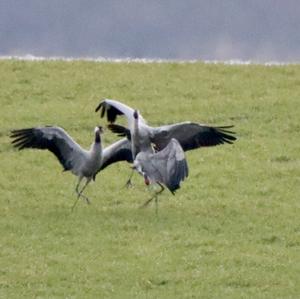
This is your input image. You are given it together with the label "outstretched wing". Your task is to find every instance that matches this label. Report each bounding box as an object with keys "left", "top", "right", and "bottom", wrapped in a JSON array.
[
  {"left": 107, "top": 124, "right": 131, "bottom": 141},
  {"left": 100, "top": 138, "right": 133, "bottom": 171},
  {"left": 10, "top": 126, "right": 86, "bottom": 171},
  {"left": 152, "top": 122, "right": 236, "bottom": 151},
  {"left": 95, "top": 99, "right": 146, "bottom": 125},
  {"left": 140, "top": 138, "right": 189, "bottom": 193}
]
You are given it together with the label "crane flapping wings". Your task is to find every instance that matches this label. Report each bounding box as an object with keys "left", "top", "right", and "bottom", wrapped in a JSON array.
[
  {"left": 95, "top": 98, "right": 146, "bottom": 125},
  {"left": 10, "top": 126, "right": 86, "bottom": 172},
  {"left": 152, "top": 122, "right": 236, "bottom": 151}
]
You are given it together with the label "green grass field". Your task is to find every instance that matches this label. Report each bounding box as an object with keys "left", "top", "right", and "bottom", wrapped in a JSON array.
[{"left": 0, "top": 60, "right": 299, "bottom": 298}]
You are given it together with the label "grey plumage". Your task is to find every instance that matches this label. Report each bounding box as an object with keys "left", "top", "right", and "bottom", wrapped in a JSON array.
[
  {"left": 96, "top": 99, "right": 236, "bottom": 209},
  {"left": 97, "top": 138, "right": 133, "bottom": 172},
  {"left": 96, "top": 99, "right": 151, "bottom": 159},
  {"left": 134, "top": 138, "right": 188, "bottom": 194},
  {"left": 96, "top": 99, "right": 236, "bottom": 158},
  {"left": 151, "top": 122, "right": 236, "bottom": 151},
  {"left": 112, "top": 108, "right": 189, "bottom": 209},
  {"left": 10, "top": 126, "right": 133, "bottom": 207},
  {"left": 10, "top": 126, "right": 99, "bottom": 175}
]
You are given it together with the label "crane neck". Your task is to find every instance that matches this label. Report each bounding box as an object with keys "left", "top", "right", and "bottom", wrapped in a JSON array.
[
  {"left": 133, "top": 118, "right": 139, "bottom": 139},
  {"left": 91, "top": 131, "right": 102, "bottom": 155},
  {"left": 95, "top": 131, "right": 101, "bottom": 144},
  {"left": 133, "top": 115, "right": 141, "bottom": 154},
  {"left": 90, "top": 139, "right": 102, "bottom": 157}
]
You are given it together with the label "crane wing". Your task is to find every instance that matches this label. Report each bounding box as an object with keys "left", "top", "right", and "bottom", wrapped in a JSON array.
[
  {"left": 152, "top": 122, "right": 236, "bottom": 151},
  {"left": 140, "top": 138, "right": 188, "bottom": 193},
  {"left": 95, "top": 99, "right": 146, "bottom": 125},
  {"left": 10, "top": 126, "right": 86, "bottom": 172},
  {"left": 100, "top": 138, "right": 133, "bottom": 171},
  {"left": 107, "top": 124, "right": 131, "bottom": 141}
]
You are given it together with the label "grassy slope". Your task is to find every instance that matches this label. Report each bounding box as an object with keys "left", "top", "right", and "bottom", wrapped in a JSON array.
[{"left": 0, "top": 60, "right": 299, "bottom": 298}]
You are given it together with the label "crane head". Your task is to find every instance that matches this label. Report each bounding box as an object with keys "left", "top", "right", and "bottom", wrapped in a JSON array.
[
  {"left": 133, "top": 110, "right": 139, "bottom": 120},
  {"left": 94, "top": 126, "right": 104, "bottom": 134}
]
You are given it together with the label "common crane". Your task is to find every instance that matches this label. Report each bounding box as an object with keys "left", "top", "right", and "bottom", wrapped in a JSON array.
[
  {"left": 10, "top": 126, "right": 132, "bottom": 208},
  {"left": 131, "top": 110, "right": 189, "bottom": 210},
  {"left": 95, "top": 99, "right": 236, "bottom": 185}
]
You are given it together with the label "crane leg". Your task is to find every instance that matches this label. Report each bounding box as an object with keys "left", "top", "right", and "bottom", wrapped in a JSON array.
[
  {"left": 124, "top": 169, "right": 134, "bottom": 188},
  {"left": 155, "top": 183, "right": 165, "bottom": 214},
  {"left": 77, "top": 179, "right": 91, "bottom": 204},
  {"left": 72, "top": 178, "right": 91, "bottom": 211},
  {"left": 140, "top": 183, "right": 165, "bottom": 210},
  {"left": 78, "top": 179, "right": 91, "bottom": 202},
  {"left": 74, "top": 177, "right": 83, "bottom": 197},
  {"left": 155, "top": 196, "right": 158, "bottom": 215}
]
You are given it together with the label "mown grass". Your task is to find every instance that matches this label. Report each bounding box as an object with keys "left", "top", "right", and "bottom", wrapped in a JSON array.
[{"left": 0, "top": 60, "right": 299, "bottom": 298}]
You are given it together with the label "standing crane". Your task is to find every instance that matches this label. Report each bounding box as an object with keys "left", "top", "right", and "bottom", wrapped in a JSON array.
[
  {"left": 130, "top": 110, "right": 189, "bottom": 210},
  {"left": 10, "top": 126, "right": 133, "bottom": 208}
]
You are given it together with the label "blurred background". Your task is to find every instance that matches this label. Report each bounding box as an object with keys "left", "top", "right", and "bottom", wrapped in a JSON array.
[{"left": 0, "top": 0, "right": 299, "bottom": 62}]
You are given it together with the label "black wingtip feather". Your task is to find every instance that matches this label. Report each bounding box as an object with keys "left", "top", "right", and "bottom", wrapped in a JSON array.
[
  {"left": 95, "top": 101, "right": 125, "bottom": 123},
  {"left": 11, "top": 131, "right": 32, "bottom": 140},
  {"left": 100, "top": 105, "right": 105, "bottom": 118},
  {"left": 217, "top": 125, "right": 236, "bottom": 134},
  {"left": 95, "top": 101, "right": 102, "bottom": 113},
  {"left": 11, "top": 136, "right": 27, "bottom": 145},
  {"left": 108, "top": 124, "right": 131, "bottom": 141},
  {"left": 218, "top": 131, "right": 237, "bottom": 143},
  {"left": 10, "top": 129, "right": 36, "bottom": 150},
  {"left": 10, "top": 126, "right": 75, "bottom": 172},
  {"left": 167, "top": 159, "right": 189, "bottom": 193},
  {"left": 10, "top": 129, "right": 33, "bottom": 139},
  {"left": 207, "top": 126, "right": 237, "bottom": 146}
]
